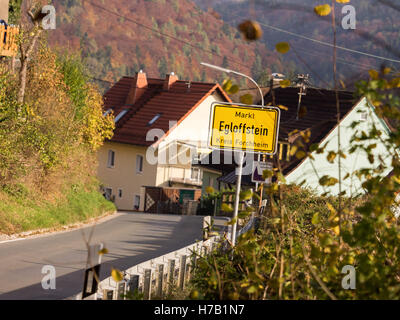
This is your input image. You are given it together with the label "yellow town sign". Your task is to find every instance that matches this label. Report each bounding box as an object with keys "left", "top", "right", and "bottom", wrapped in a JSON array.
[{"left": 208, "top": 102, "right": 280, "bottom": 154}]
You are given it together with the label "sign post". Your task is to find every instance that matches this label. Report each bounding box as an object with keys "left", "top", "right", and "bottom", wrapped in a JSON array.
[
  {"left": 82, "top": 242, "right": 104, "bottom": 299},
  {"left": 208, "top": 102, "right": 280, "bottom": 244}
]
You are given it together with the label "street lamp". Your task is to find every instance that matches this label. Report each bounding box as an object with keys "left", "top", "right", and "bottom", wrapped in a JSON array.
[
  {"left": 200, "top": 62, "right": 264, "bottom": 107},
  {"left": 201, "top": 62, "right": 265, "bottom": 245}
]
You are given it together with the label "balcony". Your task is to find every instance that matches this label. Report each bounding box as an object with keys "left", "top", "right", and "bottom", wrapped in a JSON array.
[
  {"left": 167, "top": 167, "right": 202, "bottom": 186},
  {"left": 0, "top": 25, "right": 19, "bottom": 57}
]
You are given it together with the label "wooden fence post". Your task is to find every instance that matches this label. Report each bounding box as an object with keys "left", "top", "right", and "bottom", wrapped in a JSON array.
[
  {"left": 156, "top": 264, "right": 164, "bottom": 298},
  {"left": 127, "top": 274, "right": 139, "bottom": 297},
  {"left": 115, "top": 281, "right": 126, "bottom": 300},
  {"left": 143, "top": 269, "right": 152, "bottom": 300},
  {"left": 167, "top": 259, "right": 175, "bottom": 295},
  {"left": 178, "top": 255, "right": 187, "bottom": 290},
  {"left": 102, "top": 289, "right": 114, "bottom": 300},
  {"left": 203, "top": 216, "right": 211, "bottom": 240}
]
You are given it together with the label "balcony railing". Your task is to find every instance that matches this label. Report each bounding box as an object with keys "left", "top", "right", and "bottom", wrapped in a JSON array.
[
  {"left": 167, "top": 167, "right": 202, "bottom": 186},
  {"left": 0, "top": 25, "right": 19, "bottom": 57}
]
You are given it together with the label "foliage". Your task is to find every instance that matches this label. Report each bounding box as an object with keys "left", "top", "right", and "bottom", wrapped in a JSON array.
[
  {"left": 0, "top": 31, "right": 115, "bottom": 232},
  {"left": 189, "top": 3, "right": 400, "bottom": 300},
  {"left": 8, "top": 0, "right": 22, "bottom": 24}
]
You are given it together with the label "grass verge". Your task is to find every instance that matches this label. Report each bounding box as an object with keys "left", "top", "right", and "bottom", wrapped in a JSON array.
[{"left": 0, "top": 180, "right": 116, "bottom": 235}]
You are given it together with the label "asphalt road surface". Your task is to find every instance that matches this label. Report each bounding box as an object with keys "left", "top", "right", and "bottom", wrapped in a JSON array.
[{"left": 0, "top": 212, "right": 224, "bottom": 300}]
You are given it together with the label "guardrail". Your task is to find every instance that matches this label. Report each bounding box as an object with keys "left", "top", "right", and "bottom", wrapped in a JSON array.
[
  {"left": 73, "top": 218, "right": 223, "bottom": 300},
  {"left": 71, "top": 214, "right": 259, "bottom": 300}
]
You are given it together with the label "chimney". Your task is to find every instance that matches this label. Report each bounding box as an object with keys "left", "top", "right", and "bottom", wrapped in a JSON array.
[
  {"left": 163, "top": 72, "right": 178, "bottom": 91},
  {"left": 126, "top": 70, "right": 148, "bottom": 105}
]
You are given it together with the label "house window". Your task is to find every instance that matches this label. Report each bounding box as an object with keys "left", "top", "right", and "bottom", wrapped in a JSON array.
[
  {"left": 104, "top": 188, "right": 112, "bottom": 201},
  {"left": 118, "top": 189, "right": 123, "bottom": 198},
  {"left": 134, "top": 195, "right": 140, "bottom": 210},
  {"left": 107, "top": 150, "right": 115, "bottom": 168},
  {"left": 114, "top": 109, "right": 129, "bottom": 123},
  {"left": 147, "top": 113, "right": 162, "bottom": 126},
  {"left": 360, "top": 111, "right": 368, "bottom": 121},
  {"left": 191, "top": 168, "right": 200, "bottom": 180},
  {"left": 136, "top": 155, "right": 143, "bottom": 173}
]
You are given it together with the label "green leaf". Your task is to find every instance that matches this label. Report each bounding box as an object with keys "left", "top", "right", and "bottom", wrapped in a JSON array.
[
  {"left": 319, "top": 175, "right": 339, "bottom": 186},
  {"left": 227, "top": 84, "right": 239, "bottom": 94},
  {"left": 240, "top": 189, "right": 252, "bottom": 200},
  {"left": 226, "top": 217, "right": 237, "bottom": 225},
  {"left": 240, "top": 94, "right": 253, "bottom": 105},
  {"left": 295, "top": 150, "right": 306, "bottom": 159},
  {"left": 311, "top": 212, "right": 320, "bottom": 225},
  {"left": 221, "top": 203, "right": 233, "bottom": 212},
  {"left": 262, "top": 169, "right": 273, "bottom": 179}
]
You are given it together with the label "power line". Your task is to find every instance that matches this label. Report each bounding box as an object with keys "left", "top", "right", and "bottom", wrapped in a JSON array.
[
  {"left": 259, "top": 22, "right": 400, "bottom": 64},
  {"left": 291, "top": 46, "right": 381, "bottom": 71},
  {"left": 82, "top": 0, "right": 251, "bottom": 71}
]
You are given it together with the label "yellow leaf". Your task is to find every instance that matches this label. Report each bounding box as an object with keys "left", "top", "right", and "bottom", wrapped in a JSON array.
[
  {"left": 277, "top": 104, "right": 288, "bottom": 111},
  {"left": 222, "top": 79, "right": 232, "bottom": 91},
  {"left": 368, "top": 69, "right": 379, "bottom": 80},
  {"left": 332, "top": 225, "right": 340, "bottom": 236},
  {"left": 327, "top": 151, "right": 336, "bottom": 163},
  {"left": 205, "top": 186, "right": 215, "bottom": 194},
  {"left": 295, "top": 150, "right": 306, "bottom": 159},
  {"left": 383, "top": 67, "right": 391, "bottom": 75},
  {"left": 280, "top": 79, "right": 291, "bottom": 88},
  {"left": 314, "top": 4, "right": 331, "bottom": 16},
  {"left": 289, "top": 145, "right": 298, "bottom": 156},
  {"left": 98, "top": 248, "right": 109, "bottom": 255},
  {"left": 336, "top": 0, "right": 350, "bottom": 3},
  {"left": 275, "top": 42, "right": 290, "bottom": 54},
  {"left": 111, "top": 268, "right": 123, "bottom": 282}
]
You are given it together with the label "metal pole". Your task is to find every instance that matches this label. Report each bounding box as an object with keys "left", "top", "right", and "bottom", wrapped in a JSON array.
[{"left": 231, "top": 151, "right": 244, "bottom": 245}]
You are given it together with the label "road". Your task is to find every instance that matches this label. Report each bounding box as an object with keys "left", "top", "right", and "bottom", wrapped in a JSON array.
[{"left": 0, "top": 212, "right": 222, "bottom": 300}]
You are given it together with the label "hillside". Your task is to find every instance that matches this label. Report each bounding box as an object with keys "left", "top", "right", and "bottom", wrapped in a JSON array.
[
  {"left": 48, "top": 0, "right": 288, "bottom": 91},
  {"left": 194, "top": 0, "right": 400, "bottom": 88}
]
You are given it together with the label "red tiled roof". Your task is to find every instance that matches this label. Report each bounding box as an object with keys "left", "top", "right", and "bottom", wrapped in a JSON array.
[
  {"left": 265, "top": 87, "right": 356, "bottom": 140},
  {"left": 103, "top": 76, "right": 231, "bottom": 146}
]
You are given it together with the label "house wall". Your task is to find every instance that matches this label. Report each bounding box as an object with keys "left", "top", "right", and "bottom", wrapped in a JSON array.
[
  {"left": 201, "top": 170, "right": 221, "bottom": 195},
  {"left": 97, "top": 141, "right": 157, "bottom": 211},
  {"left": 0, "top": 0, "right": 9, "bottom": 22},
  {"left": 285, "top": 98, "right": 393, "bottom": 196},
  {"left": 155, "top": 92, "right": 226, "bottom": 187},
  {"left": 160, "top": 93, "right": 222, "bottom": 149}
]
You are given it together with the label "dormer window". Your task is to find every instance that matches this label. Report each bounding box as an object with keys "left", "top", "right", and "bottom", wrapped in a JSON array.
[
  {"left": 114, "top": 109, "right": 129, "bottom": 123},
  {"left": 147, "top": 113, "right": 162, "bottom": 126}
]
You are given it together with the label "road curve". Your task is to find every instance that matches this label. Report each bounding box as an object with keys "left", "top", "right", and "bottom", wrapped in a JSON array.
[{"left": 0, "top": 212, "right": 210, "bottom": 300}]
